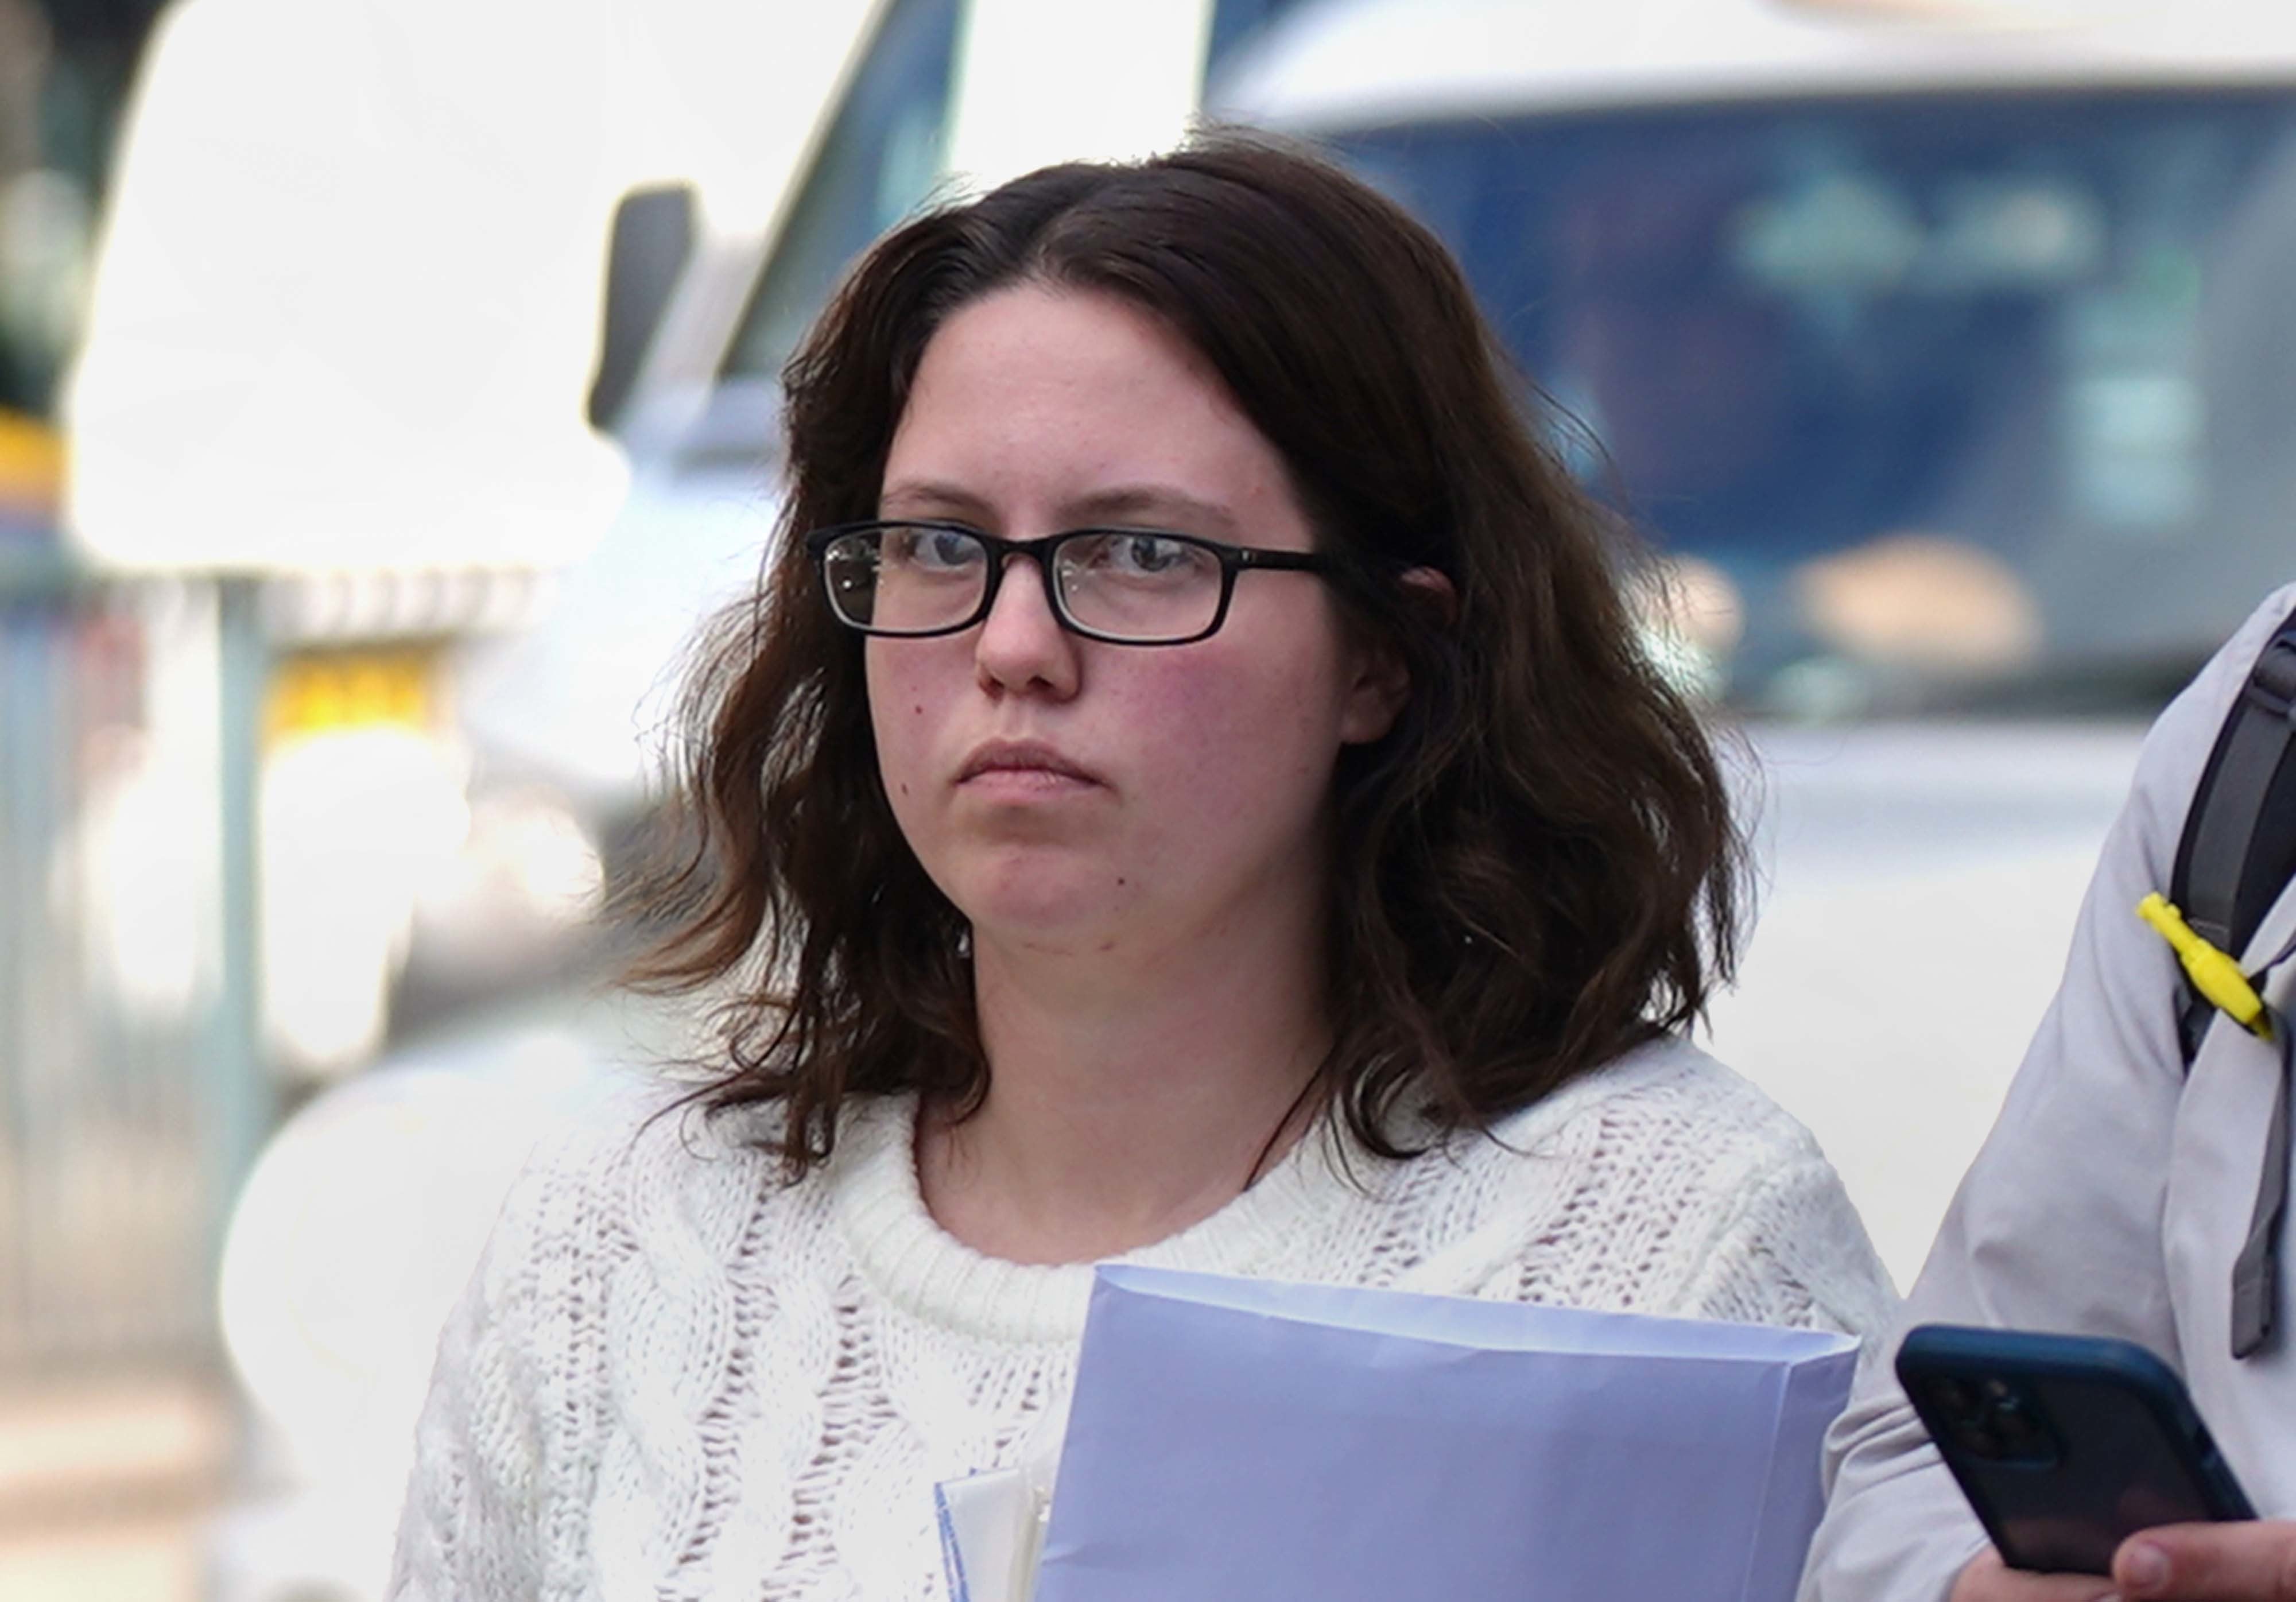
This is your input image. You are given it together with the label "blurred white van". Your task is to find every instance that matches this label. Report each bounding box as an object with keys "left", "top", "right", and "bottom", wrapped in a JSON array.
[{"left": 1209, "top": 0, "right": 2296, "bottom": 1278}]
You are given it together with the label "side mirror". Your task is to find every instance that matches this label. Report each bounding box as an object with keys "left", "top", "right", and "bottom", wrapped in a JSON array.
[{"left": 587, "top": 184, "right": 697, "bottom": 433}]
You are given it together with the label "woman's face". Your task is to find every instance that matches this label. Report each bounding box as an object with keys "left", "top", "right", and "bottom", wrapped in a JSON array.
[{"left": 866, "top": 284, "right": 1402, "bottom": 957}]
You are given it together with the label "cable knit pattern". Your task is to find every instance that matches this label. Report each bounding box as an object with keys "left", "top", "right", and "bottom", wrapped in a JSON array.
[{"left": 388, "top": 1035, "right": 1897, "bottom": 1601}]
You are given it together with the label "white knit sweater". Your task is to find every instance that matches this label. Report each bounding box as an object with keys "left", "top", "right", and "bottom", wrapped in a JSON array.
[{"left": 387, "top": 1036, "right": 1896, "bottom": 1601}]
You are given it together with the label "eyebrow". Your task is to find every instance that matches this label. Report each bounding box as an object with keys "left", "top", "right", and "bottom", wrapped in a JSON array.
[{"left": 878, "top": 480, "right": 1242, "bottom": 537}]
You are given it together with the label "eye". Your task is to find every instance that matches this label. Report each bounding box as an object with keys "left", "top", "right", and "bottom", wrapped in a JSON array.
[
  {"left": 1116, "top": 534, "right": 1192, "bottom": 574},
  {"left": 885, "top": 525, "right": 983, "bottom": 573},
  {"left": 1069, "top": 532, "right": 1214, "bottom": 581}
]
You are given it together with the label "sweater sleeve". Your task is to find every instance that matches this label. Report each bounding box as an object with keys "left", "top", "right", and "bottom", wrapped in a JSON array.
[
  {"left": 386, "top": 1092, "right": 632, "bottom": 1602},
  {"left": 1797, "top": 581, "right": 2296, "bottom": 1602}
]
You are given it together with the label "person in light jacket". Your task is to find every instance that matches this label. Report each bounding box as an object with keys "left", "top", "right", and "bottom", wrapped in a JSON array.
[{"left": 1802, "top": 581, "right": 2296, "bottom": 1602}]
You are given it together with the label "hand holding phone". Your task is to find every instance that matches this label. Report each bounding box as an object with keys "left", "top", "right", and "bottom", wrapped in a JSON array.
[
  {"left": 1952, "top": 1523, "right": 2296, "bottom": 1602},
  {"left": 1898, "top": 1324, "right": 2254, "bottom": 1577}
]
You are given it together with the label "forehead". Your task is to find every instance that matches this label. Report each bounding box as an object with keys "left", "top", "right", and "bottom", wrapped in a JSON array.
[{"left": 881, "top": 285, "right": 1299, "bottom": 530}]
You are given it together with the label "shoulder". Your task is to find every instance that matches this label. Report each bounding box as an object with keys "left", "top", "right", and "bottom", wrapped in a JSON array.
[
  {"left": 393, "top": 1076, "right": 815, "bottom": 1595},
  {"left": 1484, "top": 1031, "right": 1828, "bottom": 1185},
  {"left": 1442, "top": 1037, "right": 1896, "bottom": 1335},
  {"left": 2175, "top": 581, "right": 2296, "bottom": 727},
  {"left": 1484, "top": 1035, "right": 1852, "bottom": 1253},
  {"left": 2123, "top": 580, "right": 2296, "bottom": 852},
  {"left": 470, "top": 1073, "right": 792, "bottom": 1308}
]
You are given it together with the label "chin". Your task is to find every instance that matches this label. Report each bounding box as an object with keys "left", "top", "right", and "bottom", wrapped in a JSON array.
[
  {"left": 951, "top": 860, "right": 1134, "bottom": 948},
  {"left": 965, "top": 893, "right": 1123, "bottom": 949}
]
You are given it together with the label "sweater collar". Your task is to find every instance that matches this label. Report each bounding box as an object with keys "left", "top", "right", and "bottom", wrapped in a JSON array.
[{"left": 827, "top": 1095, "right": 1375, "bottom": 1345}]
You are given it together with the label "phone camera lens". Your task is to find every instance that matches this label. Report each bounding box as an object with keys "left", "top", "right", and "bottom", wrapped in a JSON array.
[{"left": 1951, "top": 1419, "right": 2004, "bottom": 1460}]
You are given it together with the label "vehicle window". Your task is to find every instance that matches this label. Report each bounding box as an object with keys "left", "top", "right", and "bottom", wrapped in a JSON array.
[
  {"left": 718, "top": 0, "right": 962, "bottom": 387},
  {"left": 1335, "top": 93, "right": 2296, "bottom": 712},
  {"left": 1207, "top": 0, "right": 1318, "bottom": 76}
]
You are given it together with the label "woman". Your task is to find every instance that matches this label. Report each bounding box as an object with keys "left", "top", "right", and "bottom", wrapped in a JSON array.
[{"left": 390, "top": 134, "right": 1893, "bottom": 1600}]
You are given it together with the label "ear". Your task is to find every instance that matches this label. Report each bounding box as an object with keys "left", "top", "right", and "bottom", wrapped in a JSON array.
[{"left": 1338, "top": 567, "right": 1455, "bottom": 744}]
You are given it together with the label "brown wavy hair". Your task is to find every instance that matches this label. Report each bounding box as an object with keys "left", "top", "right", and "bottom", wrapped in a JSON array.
[{"left": 629, "top": 131, "right": 1746, "bottom": 1178}]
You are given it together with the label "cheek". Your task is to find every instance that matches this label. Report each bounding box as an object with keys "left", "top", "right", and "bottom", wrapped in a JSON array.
[
  {"left": 1128, "top": 651, "right": 1345, "bottom": 832},
  {"left": 864, "top": 645, "right": 945, "bottom": 807}
]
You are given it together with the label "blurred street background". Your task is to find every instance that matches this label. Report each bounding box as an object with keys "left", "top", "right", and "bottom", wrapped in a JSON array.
[{"left": 6, "top": 0, "right": 2296, "bottom": 1596}]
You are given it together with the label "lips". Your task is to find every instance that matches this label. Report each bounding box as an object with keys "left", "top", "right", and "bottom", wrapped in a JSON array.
[{"left": 956, "top": 739, "right": 1102, "bottom": 788}]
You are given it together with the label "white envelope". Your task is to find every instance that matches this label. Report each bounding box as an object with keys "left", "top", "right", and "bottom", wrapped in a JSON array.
[
  {"left": 937, "top": 1467, "right": 1041, "bottom": 1602},
  {"left": 1031, "top": 1264, "right": 1860, "bottom": 1602}
]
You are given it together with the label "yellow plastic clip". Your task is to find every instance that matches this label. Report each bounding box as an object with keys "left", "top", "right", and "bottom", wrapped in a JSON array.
[{"left": 2138, "top": 893, "right": 2273, "bottom": 1040}]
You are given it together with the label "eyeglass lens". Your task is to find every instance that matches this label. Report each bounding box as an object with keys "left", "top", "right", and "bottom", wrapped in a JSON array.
[{"left": 822, "top": 525, "right": 1228, "bottom": 642}]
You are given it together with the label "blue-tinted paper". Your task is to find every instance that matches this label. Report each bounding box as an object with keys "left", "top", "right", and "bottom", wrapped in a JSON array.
[{"left": 1033, "top": 1264, "right": 1859, "bottom": 1602}]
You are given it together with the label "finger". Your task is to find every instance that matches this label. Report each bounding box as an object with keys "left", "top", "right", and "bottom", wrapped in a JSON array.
[
  {"left": 1952, "top": 1548, "right": 2120, "bottom": 1602},
  {"left": 2116, "top": 1523, "right": 2296, "bottom": 1600}
]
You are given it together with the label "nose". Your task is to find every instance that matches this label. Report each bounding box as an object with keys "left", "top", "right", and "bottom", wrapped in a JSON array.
[{"left": 974, "top": 551, "right": 1081, "bottom": 699}]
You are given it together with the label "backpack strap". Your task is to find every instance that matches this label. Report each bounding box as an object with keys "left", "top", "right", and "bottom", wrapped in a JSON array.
[{"left": 2169, "top": 604, "right": 2296, "bottom": 1069}]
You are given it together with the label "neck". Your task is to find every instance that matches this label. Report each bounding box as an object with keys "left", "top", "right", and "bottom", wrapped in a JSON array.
[{"left": 917, "top": 892, "right": 1329, "bottom": 1266}]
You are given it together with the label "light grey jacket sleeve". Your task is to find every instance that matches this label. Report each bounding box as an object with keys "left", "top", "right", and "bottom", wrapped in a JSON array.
[{"left": 1798, "top": 581, "right": 2296, "bottom": 1602}]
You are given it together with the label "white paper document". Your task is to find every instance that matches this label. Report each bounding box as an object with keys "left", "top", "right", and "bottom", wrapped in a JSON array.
[
  {"left": 937, "top": 1467, "right": 1042, "bottom": 1602},
  {"left": 1027, "top": 1263, "right": 1860, "bottom": 1602}
]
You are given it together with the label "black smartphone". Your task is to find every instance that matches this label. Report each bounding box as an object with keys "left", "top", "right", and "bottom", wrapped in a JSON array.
[{"left": 1896, "top": 1324, "right": 2255, "bottom": 1576}]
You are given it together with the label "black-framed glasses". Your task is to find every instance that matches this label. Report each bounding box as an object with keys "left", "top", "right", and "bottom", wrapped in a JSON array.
[{"left": 804, "top": 519, "right": 1338, "bottom": 646}]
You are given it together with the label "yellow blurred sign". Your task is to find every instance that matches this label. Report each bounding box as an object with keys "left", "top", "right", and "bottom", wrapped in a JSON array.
[
  {"left": 0, "top": 409, "right": 64, "bottom": 518},
  {"left": 265, "top": 647, "right": 441, "bottom": 746}
]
